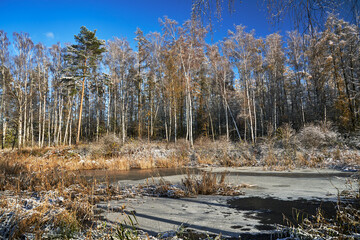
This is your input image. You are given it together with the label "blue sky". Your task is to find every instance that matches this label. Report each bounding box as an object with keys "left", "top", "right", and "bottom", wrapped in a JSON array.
[{"left": 0, "top": 0, "right": 289, "bottom": 49}]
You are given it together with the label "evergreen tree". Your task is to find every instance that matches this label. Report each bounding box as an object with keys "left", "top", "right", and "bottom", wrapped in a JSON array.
[{"left": 66, "top": 26, "right": 106, "bottom": 144}]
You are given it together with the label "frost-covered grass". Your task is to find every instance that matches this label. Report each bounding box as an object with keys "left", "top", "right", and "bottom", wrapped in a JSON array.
[{"left": 0, "top": 152, "right": 124, "bottom": 239}]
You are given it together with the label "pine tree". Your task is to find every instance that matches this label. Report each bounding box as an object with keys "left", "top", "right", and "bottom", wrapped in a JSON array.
[{"left": 66, "top": 26, "right": 106, "bottom": 144}]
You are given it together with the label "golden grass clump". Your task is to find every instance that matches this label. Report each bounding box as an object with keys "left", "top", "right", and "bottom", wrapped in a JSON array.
[
  {"left": 155, "top": 157, "right": 180, "bottom": 168},
  {"left": 135, "top": 170, "right": 253, "bottom": 198},
  {"left": 181, "top": 171, "right": 248, "bottom": 196}
]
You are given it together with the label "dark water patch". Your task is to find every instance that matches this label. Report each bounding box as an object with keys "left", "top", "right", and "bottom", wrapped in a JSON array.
[
  {"left": 228, "top": 197, "right": 337, "bottom": 227},
  {"left": 238, "top": 233, "right": 273, "bottom": 240},
  {"left": 255, "top": 225, "right": 275, "bottom": 231},
  {"left": 230, "top": 225, "right": 243, "bottom": 229},
  {"left": 75, "top": 167, "right": 199, "bottom": 183},
  {"left": 93, "top": 209, "right": 105, "bottom": 215}
]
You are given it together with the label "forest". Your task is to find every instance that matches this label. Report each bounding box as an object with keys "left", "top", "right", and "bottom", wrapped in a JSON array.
[
  {"left": 0, "top": 13, "right": 359, "bottom": 149},
  {"left": 0, "top": 1, "right": 360, "bottom": 239}
]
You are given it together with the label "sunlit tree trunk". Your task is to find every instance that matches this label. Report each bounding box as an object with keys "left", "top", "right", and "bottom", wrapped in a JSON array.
[
  {"left": 77, "top": 60, "right": 87, "bottom": 144},
  {"left": 64, "top": 95, "right": 73, "bottom": 145}
]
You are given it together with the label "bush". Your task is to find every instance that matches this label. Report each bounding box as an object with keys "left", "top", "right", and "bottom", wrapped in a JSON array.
[
  {"left": 89, "top": 134, "right": 122, "bottom": 158},
  {"left": 343, "top": 131, "right": 360, "bottom": 150},
  {"left": 276, "top": 123, "right": 296, "bottom": 149},
  {"left": 297, "top": 123, "right": 338, "bottom": 149}
]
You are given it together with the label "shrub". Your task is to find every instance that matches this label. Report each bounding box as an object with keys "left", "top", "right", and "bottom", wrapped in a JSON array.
[
  {"left": 276, "top": 123, "right": 297, "bottom": 149},
  {"left": 297, "top": 123, "right": 338, "bottom": 149},
  {"left": 89, "top": 134, "right": 122, "bottom": 158}
]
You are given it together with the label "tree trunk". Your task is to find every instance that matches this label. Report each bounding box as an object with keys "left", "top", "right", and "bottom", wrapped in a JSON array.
[
  {"left": 58, "top": 96, "right": 63, "bottom": 145},
  {"left": 48, "top": 107, "right": 51, "bottom": 147},
  {"left": 246, "top": 80, "right": 254, "bottom": 144},
  {"left": 38, "top": 97, "right": 42, "bottom": 147},
  {"left": 187, "top": 80, "right": 194, "bottom": 148},
  {"left": 174, "top": 102, "right": 177, "bottom": 143},
  {"left": 150, "top": 95, "right": 154, "bottom": 139},
  {"left": 107, "top": 80, "right": 111, "bottom": 134},
  {"left": 23, "top": 95, "right": 27, "bottom": 146},
  {"left": 30, "top": 106, "right": 34, "bottom": 147},
  {"left": 224, "top": 99, "right": 229, "bottom": 141},
  {"left": 122, "top": 94, "right": 126, "bottom": 144},
  {"left": 18, "top": 105, "right": 23, "bottom": 148},
  {"left": 53, "top": 93, "right": 58, "bottom": 145},
  {"left": 96, "top": 98, "right": 100, "bottom": 142},
  {"left": 224, "top": 97, "right": 241, "bottom": 141},
  {"left": 41, "top": 92, "right": 46, "bottom": 147},
  {"left": 1, "top": 68, "right": 6, "bottom": 148},
  {"left": 253, "top": 90, "right": 257, "bottom": 143},
  {"left": 165, "top": 104, "right": 169, "bottom": 142},
  {"left": 64, "top": 96, "right": 73, "bottom": 145},
  {"left": 169, "top": 103, "right": 172, "bottom": 142},
  {"left": 2, "top": 122, "right": 7, "bottom": 149},
  {"left": 209, "top": 111, "right": 215, "bottom": 141},
  {"left": 69, "top": 114, "right": 72, "bottom": 145},
  {"left": 76, "top": 59, "right": 87, "bottom": 144}
]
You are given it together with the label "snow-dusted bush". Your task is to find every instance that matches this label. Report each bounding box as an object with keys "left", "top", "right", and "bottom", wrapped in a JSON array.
[
  {"left": 343, "top": 131, "right": 360, "bottom": 150},
  {"left": 101, "top": 134, "right": 122, "bottom": 149},
  {"left": 89, "top": 134, "right": 122, "bottom": 158},
  {"left": 275, "top": 123, "right": 297, "bottom": 148},
  {"left": 297, "top": 123, "right": 338, "bottom": 149}
]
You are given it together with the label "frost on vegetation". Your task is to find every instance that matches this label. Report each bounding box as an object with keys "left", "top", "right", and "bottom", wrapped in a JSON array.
[
  {"left": 0, "top": 194, "right": 78, "bottom": 239},
  {"left": 29, "top": 121, "right": 360, "bottom": 171},
  {"left": 343, "top": 131, "right": 360, "bottom": 150},
  {"left": 88, "top": 134, "right": 122, "bottom": 158},
  {"left": 297, "top": 124, "right": 338, "bottom": 149}
]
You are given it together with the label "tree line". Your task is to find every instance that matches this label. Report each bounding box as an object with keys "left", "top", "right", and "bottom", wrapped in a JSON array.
[{"left": 0, "top": 14, "right": 359, "bottom": 148}]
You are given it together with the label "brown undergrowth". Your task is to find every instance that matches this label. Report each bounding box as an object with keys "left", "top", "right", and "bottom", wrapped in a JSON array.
[
  {"left": 0, "top": 152, "right": 124, "bottom": 239},
  {"left": 1, "top": 123, "right": 359, "bottom": 173}
]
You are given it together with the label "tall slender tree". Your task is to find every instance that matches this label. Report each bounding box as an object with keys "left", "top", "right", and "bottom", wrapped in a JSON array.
[
  {"left": 66, "top": 26, "right": 106, "bottom": 144},
  {"left": 0, "top": 31, "right": 10, "bottom": 148}
]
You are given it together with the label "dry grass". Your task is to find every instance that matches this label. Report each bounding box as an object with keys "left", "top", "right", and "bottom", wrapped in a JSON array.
[
  {"left": 181, "top": 171, "right": 249, "bottom": 196},
  {"left": 1, "top": 122, "right": 357, "bottom": 173},
  {"left": 0, "top": 187, "right": 97, "bottom": 239},
  {"left": 0, "top": 150, "right": 128, "bottom": 239},
  {"left": 0, "top": 144, "right": 188, "bottom": 173},
  {"left": 0, "top": 187, "right": 90, "bottom": 239},
  {"left": 155, "top": 155, "right": 186, "bottom": 168},
  {"left": 134, "top": 170, "right": 253, "bottom": 198}
]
